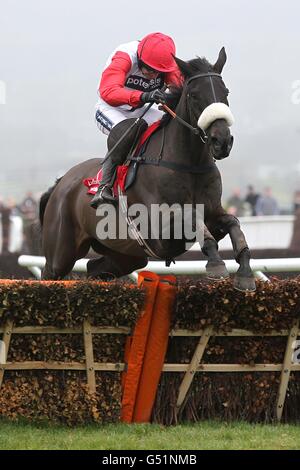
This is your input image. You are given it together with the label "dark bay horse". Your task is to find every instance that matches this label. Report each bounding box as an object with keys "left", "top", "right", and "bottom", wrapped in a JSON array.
[{"left": 40, "top": 47, "right": 256, "bottom": 291}]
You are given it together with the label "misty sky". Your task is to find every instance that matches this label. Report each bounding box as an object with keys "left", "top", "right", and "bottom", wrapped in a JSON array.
[{"left": 0, "top": 0, "right": 300, "bottom": 203}]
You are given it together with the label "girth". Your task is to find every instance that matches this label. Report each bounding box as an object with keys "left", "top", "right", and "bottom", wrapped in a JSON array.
[
  {"left": 130, "top": 127, "right": 217, "bottom": 175},
  {"left": 131, "top": 156, "right": 216, "bottom": 174}
]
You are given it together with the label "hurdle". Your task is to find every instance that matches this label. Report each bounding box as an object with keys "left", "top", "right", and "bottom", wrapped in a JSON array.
[{"left": 0, "top": 276, "right": 299, "bottom": 423}]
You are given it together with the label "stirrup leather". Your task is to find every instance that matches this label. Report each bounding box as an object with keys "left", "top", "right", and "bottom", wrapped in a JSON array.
[
  {"left": 99, "top": 185, "right": 115, "bottom": 200},
  {"left": 99, "top": 185, "right": 109, "bottom": 197}
]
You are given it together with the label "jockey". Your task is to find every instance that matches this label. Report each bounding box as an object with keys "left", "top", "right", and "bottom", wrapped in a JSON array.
[{"left": 90, "top": 32, "right": 183, "bottom": 208}]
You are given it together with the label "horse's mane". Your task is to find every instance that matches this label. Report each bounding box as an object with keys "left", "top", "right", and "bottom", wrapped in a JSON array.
[{"left": 186, "top": 57, "right": 214, "bottom": 74}]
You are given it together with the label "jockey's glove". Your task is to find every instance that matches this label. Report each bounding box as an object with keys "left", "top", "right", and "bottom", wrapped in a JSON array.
[{"left": 140, "top": 89, "right": 167, "bottom": 105}]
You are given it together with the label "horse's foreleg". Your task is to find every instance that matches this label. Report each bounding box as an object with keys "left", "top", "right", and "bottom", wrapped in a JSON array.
[
  {"left": 200, "top": 226, "right": 229, "bottom": 280},
  {"left": 215, "top": 214, "right": 256, "bottom": 291}
]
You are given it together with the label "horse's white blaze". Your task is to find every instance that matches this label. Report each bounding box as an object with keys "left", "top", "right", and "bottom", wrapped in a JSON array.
[{"left": 197, "top": 103, "right": 234, "bottom": 131}]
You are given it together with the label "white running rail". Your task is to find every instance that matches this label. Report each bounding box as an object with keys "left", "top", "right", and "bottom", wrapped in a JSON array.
[{"left": 21, "top": 255, "right": 300, "bottom": 282}]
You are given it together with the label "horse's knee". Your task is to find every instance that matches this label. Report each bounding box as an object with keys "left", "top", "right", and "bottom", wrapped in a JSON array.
[
  {"left": 217, "top": 214, "right": 240, "bottom": 231},
  {"left": 207, "top": 215, "right": 239, "bottom": 242}
]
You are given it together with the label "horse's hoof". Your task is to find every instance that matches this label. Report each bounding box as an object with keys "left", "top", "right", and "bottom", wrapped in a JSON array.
[
  {"left": 206, "top": 262, "right": 229, "bottom": 280},
  {"left": 233, "top": 275, "right": 256, "bottom": 292}
]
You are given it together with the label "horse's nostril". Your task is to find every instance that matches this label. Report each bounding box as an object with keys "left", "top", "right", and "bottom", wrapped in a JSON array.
[{"left": 211, "top": 137, "right": 222, "bottom": 151}]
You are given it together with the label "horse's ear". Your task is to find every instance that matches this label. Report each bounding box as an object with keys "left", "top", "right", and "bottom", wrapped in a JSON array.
[
  {"left": 213, "top": 47, "right": 227, "bottom": 74},
  {"left": 174, "top": 56, "right": 192, "bottom": 78}
]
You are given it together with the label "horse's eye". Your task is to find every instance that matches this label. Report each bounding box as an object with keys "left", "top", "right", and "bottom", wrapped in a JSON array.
[
  {"left": 190, "top": 93, "right": 197, "bottom": 99},
  {"left": 226, "top": 88, "right": 230, "bottom": 96}
]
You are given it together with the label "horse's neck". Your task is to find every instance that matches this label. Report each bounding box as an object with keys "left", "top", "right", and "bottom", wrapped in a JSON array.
[{"left": 164, "top": 97, "right": 211, "bottom": 166}]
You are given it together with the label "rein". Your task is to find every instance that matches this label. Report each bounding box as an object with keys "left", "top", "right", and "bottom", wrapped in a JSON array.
[
  {"left": 162, "top": 103, "right": 208, "bottom": 143},
  {"left": 162, "top": 72, "right": 223, "bottom": 144}
]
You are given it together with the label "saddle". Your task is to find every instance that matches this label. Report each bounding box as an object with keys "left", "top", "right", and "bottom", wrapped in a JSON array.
[{"left": 83, "top": 119, "right": 163, "bottom": 196}]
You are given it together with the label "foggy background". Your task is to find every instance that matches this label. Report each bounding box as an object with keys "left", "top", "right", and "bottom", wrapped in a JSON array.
[{"left": 0, "top": 0, "right": 299, "bottom": 207}]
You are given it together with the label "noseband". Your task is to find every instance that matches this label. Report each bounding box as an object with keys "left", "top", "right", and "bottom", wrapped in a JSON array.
[{"left": 163, "top": 72, "right": 223, "bottom": 144}]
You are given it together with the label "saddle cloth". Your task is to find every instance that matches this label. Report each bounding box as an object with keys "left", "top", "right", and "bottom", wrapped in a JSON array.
[
  {"left": 83, "top": 165, "right": 128, "bottom": 196},
  {"left": 83, "top": 120, "right": 161, "bottom": 196}
]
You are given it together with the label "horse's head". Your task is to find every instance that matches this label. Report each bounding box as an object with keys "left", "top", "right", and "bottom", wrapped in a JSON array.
[{"left": 174, "top": 47, "right": 234, "bottom": 160}]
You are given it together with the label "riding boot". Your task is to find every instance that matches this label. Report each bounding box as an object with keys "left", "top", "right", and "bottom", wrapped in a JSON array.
[
  {"left": 90, "top": 157, "right": 118, "bottom": 208},
  {"left": 90, "top": 118, "right": 148, "bottom": 209}
]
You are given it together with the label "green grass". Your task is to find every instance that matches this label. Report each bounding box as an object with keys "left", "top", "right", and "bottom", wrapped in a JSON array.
[{"left": 0, "top": 420, "right": 299, "bottom": 450}]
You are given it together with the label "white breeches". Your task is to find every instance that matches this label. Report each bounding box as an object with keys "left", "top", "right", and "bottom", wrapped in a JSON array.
[{"left": 95, "top": 102, "right": 164, "bottom": 135}]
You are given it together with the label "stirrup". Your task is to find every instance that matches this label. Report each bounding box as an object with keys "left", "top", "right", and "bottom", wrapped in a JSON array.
[{"left": 90, "top": 185, "right": 116, "bottom": 209}]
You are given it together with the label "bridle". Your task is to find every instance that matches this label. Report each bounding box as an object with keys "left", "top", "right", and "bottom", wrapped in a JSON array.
[
  {"left": 163, "top": 72, "right": 224, "bottom": 144},
  {"left": 130, "top": 72, "right": 230, "bottom": 175}
]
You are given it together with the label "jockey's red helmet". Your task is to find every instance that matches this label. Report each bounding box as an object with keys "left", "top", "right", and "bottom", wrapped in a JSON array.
[{"left": 137, "top": 32, "right": 177, "bottom": 73}]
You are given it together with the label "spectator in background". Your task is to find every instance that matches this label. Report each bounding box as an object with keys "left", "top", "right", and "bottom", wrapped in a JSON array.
[
  {"left": 226, "top": 188, "right": 245, "bottom": 216},
  {"left": 293, "top": 190, "right": 300, "bottom": 213},
  {"left": 18, "top": 192, "right": 38, "bottom": 222},
  {"left": 244, "top": 185, "right": 260, "bottom": 216},
  {"left": 255, "top": 187, "right": 280, "bottom": 216},
  {"left": 0, "top": 199, "right": 11, "bottom": 253},
  {"left": 290, "top": 190, "right": 300, "bottom": 251},
  {"left": 7, "top": 197, "right": 20, "bottom": 217},
  {"left": 17, "top": 192, "right": 38, "bottom": 254}
]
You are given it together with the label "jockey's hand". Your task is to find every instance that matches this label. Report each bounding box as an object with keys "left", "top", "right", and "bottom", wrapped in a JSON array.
[{"left": 140, "top": 89, "right": 167, "bottom": 105}]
